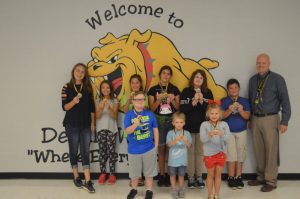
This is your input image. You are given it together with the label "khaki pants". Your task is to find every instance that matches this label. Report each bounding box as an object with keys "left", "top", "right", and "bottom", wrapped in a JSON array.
[
  {"left": 226, "top": 130, "right": 247, "bottom": 162},
  {"left": 187, "top": 133, "right": 204, "bottom": 178},
  {"left": 251, "top": 114, "right": 280, "bottom": 186}
]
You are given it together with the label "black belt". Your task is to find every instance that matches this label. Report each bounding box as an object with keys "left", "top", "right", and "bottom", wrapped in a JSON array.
[{"left": 253, "top": 112, "right": 278, "bottom": 117}]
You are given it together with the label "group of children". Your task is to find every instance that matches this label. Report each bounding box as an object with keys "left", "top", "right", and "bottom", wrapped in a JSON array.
[{"left": 62, "top": 63, "right": 250, "bottom": 199}]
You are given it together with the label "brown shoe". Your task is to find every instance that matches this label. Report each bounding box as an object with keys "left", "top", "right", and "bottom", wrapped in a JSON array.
[
  {"left": 261, "top": 184, "right": 277, "bottom": 192},
  {"left": 247, "top": 180, "right": 265, "bottom": 186}
]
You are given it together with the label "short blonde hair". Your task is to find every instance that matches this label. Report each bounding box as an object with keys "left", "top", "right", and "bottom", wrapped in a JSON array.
[
  {"left": 206, "top": 103, "right": 223, "bottom": 120},
  {"left": 172, "top": 112, "right": 186, "bottom": 122}
]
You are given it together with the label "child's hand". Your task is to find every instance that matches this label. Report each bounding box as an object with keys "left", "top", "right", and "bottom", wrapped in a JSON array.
[
  {"left": 197, "top": 92, "right": 203, "bottom": 102},
  {"left": 216, "top": 130, "right": 224, "bottom": 137},
  {"left": 182, "top": 135, "right": 188, "bottom": 142},
  {"left": 237, "top": 104, "right": 244, "bottom": 112},
  {"left": 168, "top": 94, "right": 175, "bottom": 101},
  {"left": 208, "top": 131, "right": 215, "bottom": 137},
  {"left": 134, "top": 115, "right": 142, "bottom": 126},
  {"left": 156, "top": 92, "right": 162, "bottom": 101},
  {"left": 98, "top": 101, "right": 105, "bottom": 109},
  {"left": 228, "top": 104, "right": 235, "bottom": 112},
  {"left": 72, "top": 96, "right": 80, "bottom": 104},
  {"left": 104, "top": 100, "right": 109, "bottom": 109}
]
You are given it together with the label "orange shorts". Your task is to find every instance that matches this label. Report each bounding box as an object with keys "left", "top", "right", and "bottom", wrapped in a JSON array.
[{"left": 204, "top": 152, "right": 226, "bottom": 169}]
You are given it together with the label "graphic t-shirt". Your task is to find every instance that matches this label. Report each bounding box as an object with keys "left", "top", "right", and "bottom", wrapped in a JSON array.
[
  {"left": 147, "top": 83, "right": 180, "bottom": 116},
  {"left": 124, "top": 109, "right": 158, "bottom": 154},
  {"left": 166, "top": 130, "right": 192, "bottom": 167}
]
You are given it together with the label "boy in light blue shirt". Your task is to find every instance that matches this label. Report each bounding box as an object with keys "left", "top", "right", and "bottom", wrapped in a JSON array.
[{"left": 167, "top": 112, "right": 192, "bottom": 199}]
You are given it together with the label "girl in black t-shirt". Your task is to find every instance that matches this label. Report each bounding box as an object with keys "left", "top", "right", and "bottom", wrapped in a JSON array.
[
  {"left": 61, "top": 63, "right": 95, "bottom": 193},
  {"left": 148, "top": 65, "right": 180, "bottom": 187}
]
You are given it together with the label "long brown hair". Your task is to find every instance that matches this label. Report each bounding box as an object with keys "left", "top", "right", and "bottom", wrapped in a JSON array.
[
  {"left": 189, "top": 69, "right": 208, "bottom": 92},
  {"left": 130, "top": 74, "right": 143, "bottom": 91},
  {"left": 98, "top": 80, "right": 115, "bottom": 100},
  {"left": 69, "top": 63, "right": 92, "bottom": 93}
]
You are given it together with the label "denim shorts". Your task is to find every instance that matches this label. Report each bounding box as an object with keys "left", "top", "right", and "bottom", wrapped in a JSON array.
[{"left": 168, "top": 166, "right": 186, "bottom": 176}]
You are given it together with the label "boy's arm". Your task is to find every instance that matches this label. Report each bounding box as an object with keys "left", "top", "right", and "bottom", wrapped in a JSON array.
[{"left": 124, "top": 115, "right": 141, "bottom": 134}]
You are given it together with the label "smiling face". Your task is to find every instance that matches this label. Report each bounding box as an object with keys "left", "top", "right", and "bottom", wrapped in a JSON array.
[
  {"left": 73, "top": 65, "right": 86, "bottom": 84},
  {"left": 256, "top": 54, "right": 271, "bottom": 75},
  {"left": 130, "top": 77, "right": 142, "bottom": 92},
  {"left": 132, "top": 93, "right": 146, "bottom": 110},
  {"left": 193, "top": 73, "right": 204, "bottom": 88},
  {"left": 208, "top": 107, "right": 221, "bottom": 123},
  {"left": 100, "top": 82, "right": 111, "bottom": 98},
  {"left": 228, "top": 83, "right": 240, "bottom": 98},
  {"left": 159, "top": 69, "right": 172, "bottom": 85}
]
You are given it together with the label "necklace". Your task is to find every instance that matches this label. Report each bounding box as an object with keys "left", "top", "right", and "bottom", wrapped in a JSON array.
[
  {"left": 210, "top": 121, "right": 219, "bottom": 130},
  {"left": 74, "top": 83, "right": 83, "bottom": 98},
  {"left": 159, "top": 82, "right": 168, "bottom": 94},
  {"left": 174, "top": 129, "right": 184, "bottom": 136}
]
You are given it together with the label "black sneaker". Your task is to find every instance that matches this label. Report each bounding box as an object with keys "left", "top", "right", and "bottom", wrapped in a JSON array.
[
  {"left": 164, "top": 174, "right": 171, "bottom": 187},
  {"left": 83, "top": 180, "right": 95, "bottom": 193},
  {"left": 157, "top": 175, "right": 164, "bottom": 187},
  {"left": 187, "top": 178, "right": 196, "bottom": 189},
  {"left": 145, "top": 190, "right": 153, "bottom": 199},
  {"left": 73, "top": 177, "right": 83, "bottom": 188},
  {"left": 195, "top": 177, "right": 205, "bottom": 189},
  {"left": 227, "top": 176, "right": 237, "bottom": 190},
  {"left": 127, "top": 189, "right": 138, "bottom": 199},
  {"left": 236, "top": 176, "right": 244, "bottom": 189}
]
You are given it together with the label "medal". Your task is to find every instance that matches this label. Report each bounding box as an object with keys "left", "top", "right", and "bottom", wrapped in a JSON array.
[
  {"left": 210, "top": 121, "right": 219, "bottom": 130},
  {"left": 159, "top": 83, "right": 168, "bottom": 103},
  {"left": 195, "top": 88, "right": 201, "bottom": 93},
  {"left": 74, "top": 83, "right": 83, "bottom": 98}
]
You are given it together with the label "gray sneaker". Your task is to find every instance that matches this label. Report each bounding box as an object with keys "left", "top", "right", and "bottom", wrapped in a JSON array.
[
  {"left": 178, "top": 189, "right": 185, "bottom": 198},
  {"left": 170, "top": 189, "right": 178, "bottom": 199}
]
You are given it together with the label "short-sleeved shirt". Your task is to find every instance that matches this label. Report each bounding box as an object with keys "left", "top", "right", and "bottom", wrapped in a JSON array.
[
  {"left": 221, "top": 96, "right": 250, "bottom": 132},
  {"left": 147, "top": 83, "right": 180, "bottom": 116},
  {"left": 61, "top": 83, "right": 95, "bottom": 128},
  {"left": 95, "top": 98, "right": 119, "bottom": 133},
  {"left": 124, "top": 109, "right": 158, "bottom": 154},
  {"left": 119, "top": 93, "right": 149, "bottom": 112},
  {"left": 167, "top": 130, "right": 192, "bottom": 167}
]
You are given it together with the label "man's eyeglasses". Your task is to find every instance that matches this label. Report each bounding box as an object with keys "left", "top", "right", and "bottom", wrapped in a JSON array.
[{"left": 133, "top": 98, "right": 145, "bottom": 102}]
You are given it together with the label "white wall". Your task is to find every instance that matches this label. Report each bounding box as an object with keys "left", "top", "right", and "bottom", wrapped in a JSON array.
[{"left": 0, "top": 0, "right": 299, "bottom": 174}]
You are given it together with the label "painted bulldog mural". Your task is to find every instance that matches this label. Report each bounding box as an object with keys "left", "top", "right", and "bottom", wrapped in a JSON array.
[{"left": 87, "top": 29, "right": 226, "bottom": 103}]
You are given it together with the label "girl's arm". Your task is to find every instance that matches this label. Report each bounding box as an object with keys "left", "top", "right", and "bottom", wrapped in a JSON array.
[
  {"left": 200, "top": 123, "right": 212, "bottom": 143},
  {"left": 120, "top": 94, "right": 131, "bottom": 112},
  {"left": 149, "top": 95, "right": 161, "bottom": 112},
  {"left": 91, "top": 112, "right": 95, "bottom": 133},
  {"left": 108, "top": 100, "right": 119, "bottom": 119},
  {"left": 171, "top": 95, "right": 180, "bottom": 110},
  {"left": 153, "top": 127, "right": 159, "bottom": 148},
  {"left": 95, "top": 101, "right": 104, "bottom": 119}
]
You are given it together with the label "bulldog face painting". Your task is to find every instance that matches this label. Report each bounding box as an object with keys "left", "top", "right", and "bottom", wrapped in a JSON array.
[{"left": 87, "top": 29, "right": 226, "bottom": 102}]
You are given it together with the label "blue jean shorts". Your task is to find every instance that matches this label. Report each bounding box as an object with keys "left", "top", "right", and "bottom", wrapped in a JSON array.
[{"left": 168, "top": 166, "right": 186, "bottom": 176}]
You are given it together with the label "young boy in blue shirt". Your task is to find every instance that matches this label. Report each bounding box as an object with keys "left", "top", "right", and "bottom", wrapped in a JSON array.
[
  {"left": 124, "top": 91, "right": 159, "bottom": 199},
  {"left": 167, "top": 112, "right": 192, "bottom": 198},
  {"left": 221, "top": 79, "right": 250, "bottom": 189}
]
